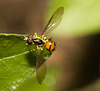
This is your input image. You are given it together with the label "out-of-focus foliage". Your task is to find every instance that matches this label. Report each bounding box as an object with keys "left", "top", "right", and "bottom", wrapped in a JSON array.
[{"left": 45, "top": 0, "right": 100, "bottom": 37}]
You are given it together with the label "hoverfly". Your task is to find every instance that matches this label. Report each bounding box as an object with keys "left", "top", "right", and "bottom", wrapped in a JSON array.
[{"left": 26, "top": 7, "right": 64, "bottom": 84}]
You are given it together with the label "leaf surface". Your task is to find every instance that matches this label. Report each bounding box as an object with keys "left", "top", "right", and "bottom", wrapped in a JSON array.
[{"left": 0, "top": 34, "right": 52, "bottom": 91}]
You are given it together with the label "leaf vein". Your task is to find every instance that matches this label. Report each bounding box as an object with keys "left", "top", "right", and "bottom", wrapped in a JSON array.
[{"left": 0, "top": 51, "right": 29, "bottom": 61}]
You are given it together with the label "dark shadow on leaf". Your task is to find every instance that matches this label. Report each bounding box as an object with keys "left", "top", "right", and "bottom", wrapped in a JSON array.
[{"left": 26, "top": 51, "right": 36, "bottom": 67}]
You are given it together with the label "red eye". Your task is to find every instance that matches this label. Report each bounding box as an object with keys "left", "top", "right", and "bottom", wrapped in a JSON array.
[{"left": 27, "top": 35, "right": 33, "bottom": 45}]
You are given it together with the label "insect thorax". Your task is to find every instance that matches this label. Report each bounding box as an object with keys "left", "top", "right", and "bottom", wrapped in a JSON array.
[{"left": 33, "top": 33, "right": 49, "bottom": 46}]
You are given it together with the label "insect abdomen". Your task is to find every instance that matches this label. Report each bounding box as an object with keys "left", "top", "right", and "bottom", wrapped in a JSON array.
[{"left": 45, "top": 41, "right": 56, "bottom": 51}]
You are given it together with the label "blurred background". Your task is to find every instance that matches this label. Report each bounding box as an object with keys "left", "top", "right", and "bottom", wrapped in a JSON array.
[{"left": 0, "top": 0, "right": 100, "bottom": 91}]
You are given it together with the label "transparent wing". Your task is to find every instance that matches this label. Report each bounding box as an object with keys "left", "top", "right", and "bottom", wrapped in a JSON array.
[
  {"left": 36, "top": 46, "right": 47, "bottom": 84},
  {"left": 41, "top": 7, "right": 64, "bottom": 36}
]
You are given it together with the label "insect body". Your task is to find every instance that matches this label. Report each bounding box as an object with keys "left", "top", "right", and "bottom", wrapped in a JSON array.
[
  {"left": 27, "top": 34, "right": 56, "bottom": 51},
  {"left": 26, "top": 7, "right": 64, "bottom": 84}
]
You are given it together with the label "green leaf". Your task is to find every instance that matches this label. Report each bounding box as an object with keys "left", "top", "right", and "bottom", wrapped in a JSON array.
[
  {"left": 45, "top": 0, "right": 100, "bottom": 37},
  {"left": 0, "top": 34, "right": 52, "bottom": 91},
  {"left": 15, "top": 66, "right": 60, "bottom": 91}
]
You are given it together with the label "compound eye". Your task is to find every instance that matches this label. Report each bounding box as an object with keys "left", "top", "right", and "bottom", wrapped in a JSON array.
[
  {"left": 28, "top": 35, "right": 33, "bottom": 39},
  {"left": 27, "top": 35, "right": 33, "bottom": 45},
  {"left": 29, "top": 38, "right": 33, "bottom": 41}
]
